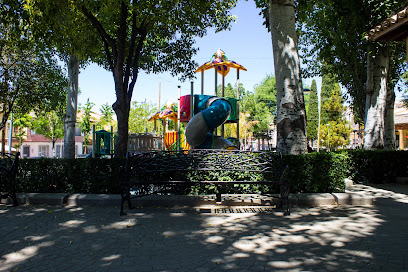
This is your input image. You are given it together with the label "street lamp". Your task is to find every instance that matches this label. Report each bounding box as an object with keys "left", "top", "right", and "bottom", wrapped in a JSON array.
[{"left": 326, "top": 123, "right": 331, "bottom": 151}]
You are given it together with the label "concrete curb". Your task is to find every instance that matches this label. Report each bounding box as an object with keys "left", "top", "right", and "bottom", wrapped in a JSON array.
[
  {"left": 67, "top": 194, "right": 121, "bottom": 207},
  {"left": 1, "top": 192, "right": 374, "bottom": 208}
]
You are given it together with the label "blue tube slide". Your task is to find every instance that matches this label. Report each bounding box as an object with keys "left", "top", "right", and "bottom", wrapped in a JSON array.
[{"left": 185, "top": 96, "right": 232, "bottom": 148}]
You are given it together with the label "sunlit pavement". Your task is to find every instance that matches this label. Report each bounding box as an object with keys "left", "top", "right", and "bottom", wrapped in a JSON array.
[{"left": 1, "top": 184, "right": 407, "bottom": 272}]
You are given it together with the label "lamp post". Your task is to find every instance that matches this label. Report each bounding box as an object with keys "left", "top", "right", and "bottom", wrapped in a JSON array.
[{"left": 326, "top": 123, "right": 331, "bottom": 151}]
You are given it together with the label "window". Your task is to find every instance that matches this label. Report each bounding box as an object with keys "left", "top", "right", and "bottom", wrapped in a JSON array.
[
  {"left": 22, "top": 146, "right": 30, "bottom": 158},
  {"left": 38, "top": 145, "right": 49, "bottom": 158},
  {"left": 75, "top": 127, "right": 82, "bottom": 136},
  {"left": 56, "top": 145, "right": 64, "bottom": 158}
]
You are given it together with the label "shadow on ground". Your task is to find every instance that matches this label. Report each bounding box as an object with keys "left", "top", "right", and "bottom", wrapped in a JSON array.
[{"left": 0, "top": 185, "right": 407, "bottom": 271}]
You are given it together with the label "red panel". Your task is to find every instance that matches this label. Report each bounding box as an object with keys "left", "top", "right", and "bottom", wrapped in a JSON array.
[{"left": 179, "top": 95, "right": 191, "bottom": 122}]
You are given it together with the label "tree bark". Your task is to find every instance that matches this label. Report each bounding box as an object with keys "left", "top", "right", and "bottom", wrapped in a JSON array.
[
  {"left": 384, "top": 85, "right": 395, "bottom": 149},
  {"left": 364, "top": 45, "right": 389, "bottom": 149},
  {"left": 1, "top": 125, "right": 5, "bottom": 154},
  {"left": 63, "top": 55, "right": 79, "bottom": 158},
  {"left": 112, "top": 83, "right": 130, "bottom": 158},
  {"left": 269, "top": 0, "right": 307, "bottom": 155}
]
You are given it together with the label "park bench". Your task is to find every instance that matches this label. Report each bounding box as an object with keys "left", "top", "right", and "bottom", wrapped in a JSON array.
[
  {"left": 120, "top": 149, "right": 290, "bottom": 216},
  {"left": 0, "top": 152, "right": 20, "bottom": 207}
]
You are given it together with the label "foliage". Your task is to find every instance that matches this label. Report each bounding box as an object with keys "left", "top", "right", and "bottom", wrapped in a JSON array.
[
  {"left": 32, "top": 109, "right": 65, "bottom": 157},
  {"left": 17, "top": 158, "right": 124, "bottom": 194},
  {"left": 307, "top": 79, "right": 319, "bottom": 143},
  {"left": 282, "top": 152, "right": 349, "bottom": 193},
  {"left": 0, "top": 0, "right": 67, "bottom": 131},
  {"left": 348, "top": 150, "right": 408, "bottom": 184},
  {"left": 128, "top": 101, "right": 158, "bottom": 133},
  {"left": 241, "top": 75, "right": 277, "bottom": 135},
  {"left": 65, "top": 0, "right": 238, "bottom": 157},
  {"left": 296, "top": 0, "right": 407, "bottom": 123},
  {"left": 25, "top": 0, "right": 103, "bottom": 159},
  {"left": 320, "top": 69, "right": 340, "bottom": 122},
  {"left": 24, "top": 0, "right": 100, "bottom": 62},
  {"left": 216, "top": 82, "right": 245, "bottom": 139},
  {"left": 13, "top": 150, "right": 408, "bottom": 194},
  {"left": 12, "top": 113, "right": 32, "bottom": 151},
  {"left": 15, "top": 151, "right": 351, "bottom": 194},
  {"left": 98, "top": 103, "right": 115, "bottom": 129},
  {"left": 79, "top": 98, "right": 95, "bottom": 146},
  {"left": 319, "top": 87, "right": 352, "bottom": 149},
  {"left": 236, "top": 112, "right": 257, "bottom": 146},
  {"left": 216, "top": 82, "right": 245, "bottom": 99}
]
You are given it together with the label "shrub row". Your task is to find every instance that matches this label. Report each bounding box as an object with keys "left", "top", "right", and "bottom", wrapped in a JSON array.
[
  {"left": 17, "top": 158, "right": 125, "bottom": 194},
  {"left": 347, "top": 150, "right": 408, "bottom": 184},
  {"left": 14, "top": 150, "right": 408, "bottom": 194}
]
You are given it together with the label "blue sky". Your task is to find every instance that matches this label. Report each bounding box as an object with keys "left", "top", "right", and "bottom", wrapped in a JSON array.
[{"left": 77, "top": 0, "right": 320, "bottom": 112}]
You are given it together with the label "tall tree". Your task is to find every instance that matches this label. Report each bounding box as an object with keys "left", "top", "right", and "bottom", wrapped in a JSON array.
[
  {"left": 307, "top": 79, "right": 318, "bottom": 145},
  {"left": 32, "top": 109, "right": 65, "bottom": 158},
  {"left": 0, "top": 0, "right": 66, "bottom": 156},
  {"left": 99, "top": 103, "right": 115, "bottom": 128},
  {"left": 71, "top": 0, "right": 238, "bottom": 157},
  {"left": 255, "top": 0, "right": 307, "bottom": 154},
  {"left": 240, "top": 75, "right": 276, "bottom": 136},
  {"left": 319, "top": 87, "right": 352, "bottom": 150},
  {"left": 12, "top": 113, "right": 32, "bottom": 152},
  {"left": 128, "top": 101, "right": 157, "bottom": 133},
  {"left": 297, "top": 0, "right": 406, "bottom": 150},
  {"left": 79, "top": 98, "right": 95, "bottom": 147},
  {"left": 216, "top": 82, "right": 246, "bottom": 138},
  {"left": 25, "top": 0, "right": 101, "bottom": 158}
]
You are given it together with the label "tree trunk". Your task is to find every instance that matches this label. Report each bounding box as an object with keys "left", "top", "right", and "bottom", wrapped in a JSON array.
[
  {"left": 364, "top": 45, "right": 389, "bottom": 149},
  {"left": 63, "top": 55, "right": 79, "bottom": 159},
  {"left": 269, "top": 0, "right": 307, "bottom": 155},
  {"left": 1, "top": 126, "right": 5, "bottom": 154},
  {"left": 112, "top": 82, "right": 130, "bottom": 158},
  {"left": 384, "top": 86, "right": 395, "bottom": 149}
]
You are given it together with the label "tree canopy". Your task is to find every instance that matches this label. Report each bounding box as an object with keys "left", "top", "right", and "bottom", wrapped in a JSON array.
[
  {"left": 241, "top": 75, "right": 277, "bottom": 135},
  {"left": 296, "top": 0, "right": 407, "bottom": 123},
  {"left": 66, "top": 0, "right": 238, "bottom": 157},
  {"left": 128, "top": 101, "right": 157, "bottom": 134},
  {"left": 0, "top": 0, "right": 67, "bottom": 131}
]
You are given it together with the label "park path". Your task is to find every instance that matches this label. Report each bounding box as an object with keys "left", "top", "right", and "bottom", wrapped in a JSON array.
[{"left": 0, "top": 184, "right": 407, "bottom": 272}]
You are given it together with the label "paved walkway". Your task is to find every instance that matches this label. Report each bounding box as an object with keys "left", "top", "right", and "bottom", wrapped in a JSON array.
[{"left": 1, "top": 184, "right": 408, "bottom": 272}]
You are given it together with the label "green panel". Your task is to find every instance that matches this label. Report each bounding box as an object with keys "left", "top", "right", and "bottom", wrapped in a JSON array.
[{"left": 226, "top": 97, "right": 238, "bottom": 121}]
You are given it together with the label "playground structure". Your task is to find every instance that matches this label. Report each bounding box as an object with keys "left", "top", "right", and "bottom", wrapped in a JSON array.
[
  {"left": 91, "top": 126, "right": 116, "bottom": 158},
  {"left": 92, "top": 49, "right": 247, "bottom": 156},
  {"left": 149, "top": 49, "right": 247, "bottom": 151},
  {"left": 148, "top": 100, "right": 190, "bottom": 151}
]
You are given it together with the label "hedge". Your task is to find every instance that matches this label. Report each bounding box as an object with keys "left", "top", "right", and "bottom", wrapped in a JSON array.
[
  {"left": 17, "top": 158, "right": 125, "bottom": 194},
  {"left": 13, "top": 150, "right": 408, "bottom": 194},
  {"left": 347, "top": 150, "right": 408, "bottom": 184}
]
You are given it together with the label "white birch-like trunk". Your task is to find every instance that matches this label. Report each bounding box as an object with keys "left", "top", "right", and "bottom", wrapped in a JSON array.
[
  {"left": 63, "top": 55, "right": 79, "bottom": 158},
  {"left": 269, "top": 0, "right": 307, "bottom": 154},
  {"left": 364, "top": 46, "right": 389, "bottom": 149},
  {"left": 384, "top": 86, "right": 395, "bottom": 149}
]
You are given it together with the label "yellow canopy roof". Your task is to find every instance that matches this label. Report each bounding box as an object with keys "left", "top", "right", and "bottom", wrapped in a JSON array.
[{"left": 194, "top": 49, "right": 247, "bottom": 76}]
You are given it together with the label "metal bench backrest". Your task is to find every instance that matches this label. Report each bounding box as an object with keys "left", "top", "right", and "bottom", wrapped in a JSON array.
[{"left": 126, "top": 150, "right": 285, "bottom": 181}]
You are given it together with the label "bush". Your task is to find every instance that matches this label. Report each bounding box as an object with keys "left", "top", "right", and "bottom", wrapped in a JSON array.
[
  {"left": 283, "top": 152, "right": 349, "bottom": 193},
  {"left": 17, "top": 158, "right": 125, "bottom": 194},
  {"left": 15, "top": 150, "right": 407, "bottom": 194},
  {"left": 348, "top": 150, "right": 408, "bottom": 184}
]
